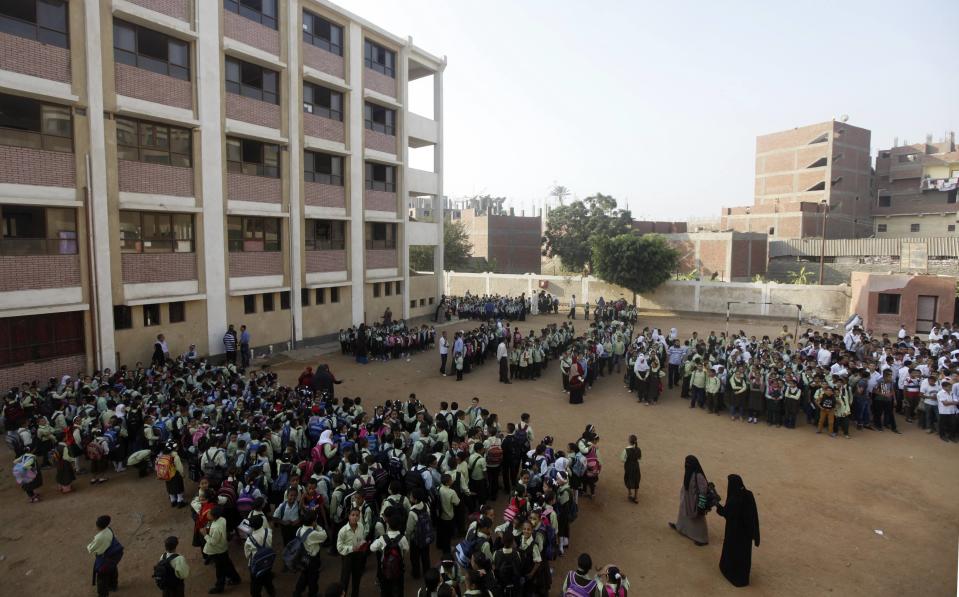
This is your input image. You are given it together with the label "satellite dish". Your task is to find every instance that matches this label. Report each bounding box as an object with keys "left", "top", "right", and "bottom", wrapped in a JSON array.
[{"left": 840, "top": 114, "right": 849, "bottom": 123}]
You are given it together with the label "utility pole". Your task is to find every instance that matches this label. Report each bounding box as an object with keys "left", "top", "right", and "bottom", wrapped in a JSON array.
[{"left": 818, "top": 201, "right": 829, "bottom": 284}]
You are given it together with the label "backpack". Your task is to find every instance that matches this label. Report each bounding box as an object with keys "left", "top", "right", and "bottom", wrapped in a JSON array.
[
  {"left": 248, "top": 533, "right": 277, "bottom": 579},
  {"left": 570, "top": 454, "right": 587, "bottom": 478},
  {"left": 155, "top": 454, "right": 176, "bottom": 481},
  {"left": 585, "top": 446, "right": 601, "bottom": 479},
  {"left": 404, "top": 466, "right": 426, "bottom": 494},
  {"left": 564, "top": 572, "right": 599, "bottom": 597},
  {"left": 12, "top": 455, "right": 37, "bottom": 485},
  {"left": 565, "top": 495, "right": 579, "bottom": 523},
  {"left": 272, "top": 463, "right": 292, "bottom": 494},
  {"left": 387, "top": 450, "right": 404, "bottom": 479},
  {"left": 86, "top": 440, "right": 104, "bottom": 461},
  {"left": 454, "top": 530, "right": 488, "bottom": 568},
  {"left": 379, "top": 535, "right": 405, "bottom": 581},
  {"left": 493, "top": 550, "right": 523, "bottom": 590},
  {"left": 201, "top": 448, "right": 223, "bottom": 476},
  {"left": 282, "top": 528, "right": 313, "bottom": 572},
  {"left": 152, "top": 554, "right": 180, "bottom": 590},
  {"left": 535, "top": 524, "right": 558, "bottom": 561},
  {"left": 97, "top": 533, "right": 125, "bottom": 573},
  {"left": 331, "top": 488, "right": 349, "bottom": 525},
  {"left": 236, "top": 487, "right": 255, "bottom": 515},
  {"left": 486, "top": 444, "right": 503, "bottom": 468},
  {"left": 360, "top": 476, "right": 378, "bottom": 502},
  {"left": 413, "top": 506, "right": 434, "bottom": 548}
]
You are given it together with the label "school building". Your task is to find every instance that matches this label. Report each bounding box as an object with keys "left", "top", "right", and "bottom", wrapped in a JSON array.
[{"left": 0, "top": 0, "right": 445, "bottom": 386}]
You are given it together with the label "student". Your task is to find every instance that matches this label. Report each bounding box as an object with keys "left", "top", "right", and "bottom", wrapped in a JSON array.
[
  {"left": 417, "top": 568, "right": 442, "bottom": 597},
  {"left": 244, "top": 515, "right": 275, "bottom": 597},
  {"left": 370, "top": 511, "right": 410, "bottom": 597},
  {"left": 491, "top": 532, "right": 523, "bottom": 597},
  {"left": 437, "top": 473, "right": 460, "bottom": 555},
  {"left": 704, "top": 368, "right": 721, "bottom": 414},
  {"left": 561, "top": 553, "right": 601, "bottom": 597},
  {"left": 408, "top": 488, "right": 433, "bottom": 579},
  {"left": 273, "top": 487, "right": 302, "bottom": 548},
  {"left": 293, "top": 511, "right": 328, "bottom": 597},
  {"left": 87, "top": 515, "right": 122, "bottom": 597},
  {"left": 336, "top": 508, "right": 368, "bottom": 597},
  {"left": 816, "top": 386, "right": 837, "bottom": 437},
  {"left": 937, "top": 381, "right": 957, "bottom": 442},
  {"left": 155, "top": 535, "right": 190, "bottom": 597},
  {"left": 156, "top": 440, "right": 187, "bottom": 507},
  {"left": 455, "top": 352, "right": 465, "bottom": 381},
  {"left": 202, "top": 506, "right": 241, "bottom": 593},
  {"left": 619, "top": 434, "right": 641, "bottom": 504}
]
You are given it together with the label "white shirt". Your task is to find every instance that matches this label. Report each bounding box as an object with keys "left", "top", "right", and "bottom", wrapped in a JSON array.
[
  {"left": 496, "top": 342, "right": 508, "bottom": 360},
  {"left": 439, "top": 336, "right": 449, "bottom": 355},
  {"left": 897, "top": 328, "right": 907, "bottom": 339},
  {"left": 936, "top": 389, "right": 957, "bottom": 415},
  {"left": 920, "top": 380, "right": 940, "bottom": 405},
  {"left": 817, "top": 348, "right": 832, "bottom": 368}
]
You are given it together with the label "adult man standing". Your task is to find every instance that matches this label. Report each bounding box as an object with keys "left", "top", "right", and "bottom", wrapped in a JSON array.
[
  {"left": 497, "top": 338, "right": 510, "bottom": 384},
  {"left": 453, "top": 332, "right": 464, "bottom": 363},
  {"left": 567, "top": 294, "right": 577, "bottom": 320},
  {"left": 666, "top": 340, "right": 686, "bottom": 389},
  {"left": 239, "top": 325, "right": 251, "bottom": 369},
  {"left": 438, "top": 331, "right": 449, "bottom": 377},
  {"left": 223, "top": 325, "right": 238, "bottom": 365}
]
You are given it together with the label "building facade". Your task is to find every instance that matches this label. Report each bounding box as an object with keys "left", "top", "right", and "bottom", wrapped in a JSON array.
[
  {"left": 455, "top": 208, "right": 542, "bottom": 275},
  {"left": 662, "top": 232, "right": 767, "bottom": 282},
  {"left": 872, "top": 135, "right": 958, "bottom": 237},
  {"left": 722, "top": 120, "right": 874, "bottom": 239},
  {"left": 0, "top": 0, "right": 445, "bottom": 386}
]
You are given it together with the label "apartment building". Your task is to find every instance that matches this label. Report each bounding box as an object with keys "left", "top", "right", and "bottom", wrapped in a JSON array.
[
  {"left": 721, "top": 120, "right": 874, "bottom": 239},
  {"left": 455, "top": 208, "right": 542, "bottom": 275},
  {"left": 872, "top": 134, "right": 958, "bottom": 237},
  {"left": 0, "top": 0, "right": 445, "bottom": 386}
]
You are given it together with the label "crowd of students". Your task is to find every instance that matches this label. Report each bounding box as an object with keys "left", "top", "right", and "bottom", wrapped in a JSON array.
[
  {"left": 5, "top": 349, "right": 631, "bottom": 596},
  {"left": 338, "top": 322, "right": 437, "bottom": 363}
]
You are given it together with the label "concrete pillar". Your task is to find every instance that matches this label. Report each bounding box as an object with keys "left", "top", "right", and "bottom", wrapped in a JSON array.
[
  {"left": 83, "top": 1, "right": 116, "bottom": 370},
  {"left": 287, "top": 0, "right": 303, "bottom": 341},
  {"left": 693, "top": 281, "right": 701, "bottom": 311},
  {"left": 485, "top": 272, "right": 491, "bottom": 295},
  {"left": 347, "top": 23, "right": 365, "bottom": 325},
  {"left": 399, "top": 44, "right": 411, "bottom": 320},
  {"left": 432, "top": 68, "right": 445, "bottom": 299}
]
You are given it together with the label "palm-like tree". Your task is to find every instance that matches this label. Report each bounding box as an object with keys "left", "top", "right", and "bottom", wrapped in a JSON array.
[{"left": 549, "top": 184, "right": 570, "bottom": 206}]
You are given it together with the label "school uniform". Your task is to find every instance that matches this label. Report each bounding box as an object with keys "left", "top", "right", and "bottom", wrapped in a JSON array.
[
  {"left": 203, "top": 517, "right": 240, "bottom": 591},
  {"left": 370, "top": 530, "right": 410, "bottom": 597},
  {"left": 243, "top": 527, "right": 275, "bottom": 597},
  {"left": 293, "top": 524, "right": 327, "bottom": 597},
  {"left": 87, "top": 527, "right": 119, "bottom": 597},
  {"left": 437, "top": 484, "right": 459, "bottom": 554},
  {"left": 336, "top": 521, "right": 367, "bottom": 597},
  {"left": 156, "top": 551, "right": 189, "bottom": 597}
]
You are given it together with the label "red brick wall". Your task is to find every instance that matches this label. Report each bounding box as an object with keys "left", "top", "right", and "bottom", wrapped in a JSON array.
[
  {"left": 304, "top": 113, "right": 345, "bottom": 143},
  {"left": 364, "top": 68, "right": 396, "bottom": 97},
  {"left": 115, "top": 63, "right": 193, "bottom": 110},
  {"left": 486, "top": 215, "right": 543, "bottom": 274},
  {"left": 0, "top": 255, "right": 80, "bottom": 291},
  {"left": 118, "top": 160, "right": 194, "bottom": 197},
  {"left": 227, "top": 172, "right": 281, "bottom": 204},
  {"left": 229, "top": 251, "right": 283, "bottom": 277},
  {"left": 364, "top": 130, "right": 396, "bottom": 154},
  {"left": 364, "top": 190, "right": 396, "bottom": 212},
  {"left": 226, "top": 93, "right": 280, "bottom": 129},
  {"left": 224, "top": 10, "right": 279, "bottom": 55},
  {"left": 366, "top": 249, "right": 397, "bottom": 269},
  {"left": 750, "top": 240, "right": 767, "bottom": 276},
  {"left": 0, "top": 146, "right": 76, "bottom": 188},
  {"left": 127, "top": 0, "right": 191, "bottom": 22},
  {"left": 120, "top": 252, "right": 197, "bottom": 283},
  {"left": 303, "top": 43, "right": 344, "bottom": 79},
  {"left": 305, "top": 249, "right": 346, "bottom": 273},
  {"left": 304, "top": 181, "right": 345, "bottom": 208},
  {"left": 698, "top": 240, "right": 729, "bottom": 277},
  {"left": 0, "top": 32, "right": 71, "bottom": 83},
  {"left": 0, "top": 353, "right": 87, "bottom": 390}
]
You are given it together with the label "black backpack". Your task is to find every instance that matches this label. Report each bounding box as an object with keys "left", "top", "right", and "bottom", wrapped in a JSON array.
[
  {"left": 152, "top": 553, "right": 179, "bottom": 590},
  {"left": 404, "top": 465, "right": 426, "bottom": 494},
  {"left": 494, "top": 549, "right": 523, "bottom": 590}
]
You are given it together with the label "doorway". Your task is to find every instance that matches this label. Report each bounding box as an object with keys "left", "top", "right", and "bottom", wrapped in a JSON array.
[{"left": 916, "top": 295, "right": 937, "bottom": 334}]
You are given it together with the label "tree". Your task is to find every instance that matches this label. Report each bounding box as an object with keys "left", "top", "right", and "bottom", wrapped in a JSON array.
[
  {"left": 592, "top": 234, "right": 678, "bottom": 300},
  {"left": 549, "top": 184, "right": 571, "bottom": 206},
  {"left": 787, "top": 265, "right": 815, "bottom": 285},
  {"left": 409, "top": 219, "right": 473, "bottom": 272},
  {"left": 542, "top": 193, "right": 633, "bottom": 273}
]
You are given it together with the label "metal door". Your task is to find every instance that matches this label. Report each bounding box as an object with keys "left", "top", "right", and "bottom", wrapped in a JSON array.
[{"left": 916, "top": 295, "right": 937, "bottom": 333}]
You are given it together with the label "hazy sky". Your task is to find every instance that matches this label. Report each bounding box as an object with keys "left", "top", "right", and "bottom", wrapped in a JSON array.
[{"left": 337, "top": 0, "right": 959, "bottom": 220}]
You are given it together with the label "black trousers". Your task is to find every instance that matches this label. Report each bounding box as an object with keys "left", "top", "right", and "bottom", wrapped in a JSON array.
[
  {"left": 436, "top": 518, "right": 455, "bottom": 556},
  {"left": 873, "top": 400, "right": 897, "bottom": 431},
  {"left": 340, "top": 553, "right": 365, "bottom": 597},
  {"left": 668, "top": 364, "right": 680, "bottom": 388},
  {"left": 410, "top": 543, "right": 431, "bottom": 578},
  {"left": 294, "top": 555, "right": 321, "bottom": 597},
  {"left": 440, "top": 353, "right": 448, "bottom": 375},
  {"left": 210, "top": 552, "right": 240, "bottom": 589},
  {"left": 95, "top": 568, "right": 118, "bottom": 597},
  {"left": 499, "top": 357, "right": 509, "bottom": 382},
  {"left": 250, "top": 570, "right": 276, "bottom": 597},
  {"left": 161, "top": 582, "right": 185, "bottom": 597}
]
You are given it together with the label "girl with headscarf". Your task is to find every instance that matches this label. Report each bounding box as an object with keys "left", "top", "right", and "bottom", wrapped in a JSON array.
[
  {"left": 633, "top": 355, "right": 650, "bottom": 404},
  {"left": 568, "top": 354, "right": 586, "bottom": 405},
  {"left": 669, "top": 455, "right": 709, "bottom": 546},
  {"left": 717, "top": 474, "right": 760, "bottom": 587}
]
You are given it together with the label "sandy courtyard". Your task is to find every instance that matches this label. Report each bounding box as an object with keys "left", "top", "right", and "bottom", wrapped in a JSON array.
[{"left": 1, "top": 311, "right": 956, "bottom": 596}]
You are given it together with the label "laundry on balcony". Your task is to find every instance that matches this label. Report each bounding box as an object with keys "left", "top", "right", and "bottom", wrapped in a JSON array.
[{"left": 919, "top": 176, "right": 959, "bottom": 192}]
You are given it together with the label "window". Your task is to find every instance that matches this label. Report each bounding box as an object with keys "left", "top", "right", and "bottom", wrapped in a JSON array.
[
  {"left": 303, "top": 11, "right": 342, "bottom": 55},
  {"left": 225, "top": 57, "right": 278, "bottom": 104},
  {"left": 364, "top": 39, "right": 395, "bottom": 77},
  {"left": 262, "top": 293, "right": 275, "bottom": 312},
  {"left": 879, "top": 151, "right": 890, "bottom": 159},
  {"left": 897, "top": 153, "right": 917, "bottom": 163},
  {"left": 0, "top": 311, "right": 84, "bottom": 366},
  {"left": 364, "top": 103, "right": 395, "bottom": 135},
  {"left": 329, "top": 287, "right": 339, "bottom": 303},
  {"left": 877, "top": 293, "right": 901, "bottom": 315},
  {"left": 305, "top": 219, "right": 345, "bottom": 250},
  {"left": 373, "top": 282, "right": 380, "bottom": 297},
  {"left": 947, "top": 224, "right": 955, "bottom": 232},
  {"left": 301, "top": 288, "right": 310, "bottom": 306},
  {"left": 419, "top": 298, "right": 425, "bottom": 306},
  {"left": 226, "top": 137, "right": 279, "bottom": 177},
  {"left": 768, "top": 227, "right": 775, "bottom": 235},
  {"left": 1, "top": 205, "right": 77, "bottom": 255},
  {"left": 119, "top": 211, "right": 194, "bottom": 253},
  {"left": 227, "top": 216, "right": 280, "bottom": 252},
  {"left": 315, "top": 288, "right": 325, "bottom": 304},
  {"left": 910, "top": 223, "right": 920, "bottom": 233},
  {"left": 303, "top": 83, "right": 342, "bottom": 120},
  {"left": 280, "top": 291, "right": 290, "bottom": 310},
  {"left": 365, "top": 222, "right": 396, "bottom": 249},
  {"left": 394, "top": 281, "right": 401, "bottom": 295},
  {"left": 116, "top": 117, "right": 191, "bottom": 167},
  {"left": 224, "top": 0, "right": 277, "bottom": 29},
  {"left": 304, "top": 151, "right": 343, "bottom": 185},
  {"left": 410, "top": 300, "right": 415, "bottom": 308},
  {"left": 876, "top": 224, "right": 887, "bottom": 233},
  {"left": 877, "top": 195, "right": 891, "bottom": 207},
  {"left": 168, "top": 301, "right": 185, "bottom": 323},
  {"left": 243, "top": 294, "right": 257, "bottom": 314},
  {"left": 113, "top": 305, "right": 133, "bottom": 330},
  {"left": 428, "top": 297, "right": 434, "bottom": 305},
  {"left": 365, "top": 162, "right": 396, "bottom": 192},
  {"left": 143, "top": 303, "right": 161, "bottom": 327},
  {"left": 114, "top": 20, "right": 189, "bottom": 80},
  {"left": 0, "top": 0, "right": 69, "bottom": 49},
  {"left": 384, "top": 282, "right": 391, "bottom": 296},
  {"left": 0, "top": 92, "right": 72, "bottom": 152},
  {"left": 947, "top": 190, "right": 957, "bottom": 204}
]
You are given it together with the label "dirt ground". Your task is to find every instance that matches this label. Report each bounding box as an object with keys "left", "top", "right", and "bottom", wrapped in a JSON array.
[{"left": 1, "top": 311, "right": 957, "bottom": 597}]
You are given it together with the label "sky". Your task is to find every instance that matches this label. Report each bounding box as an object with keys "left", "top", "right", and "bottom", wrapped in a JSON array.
[{"left": 336, "top": 0, "right": 959, "bottom": 221}]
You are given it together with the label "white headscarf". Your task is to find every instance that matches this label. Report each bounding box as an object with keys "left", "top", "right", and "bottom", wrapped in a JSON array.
[
  {"left": 635, "top": 354, "right": 649, "bottom": 372},
  {"left": 318, "top": 429, "right": 333, "bottom": 447},
  {"left": 669, "top": 327, "right": 678, "bottom": 340}
]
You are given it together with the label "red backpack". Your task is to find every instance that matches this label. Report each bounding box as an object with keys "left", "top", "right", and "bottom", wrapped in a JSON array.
[
  {"left": 379, "top": 536, "right": 404, "bottom": 580},
  {"left": 486, "top": 444, "right": 503, "bottom": 468},
  {"left": 585, "top": 446, "right": 601, "bottom": 479}
]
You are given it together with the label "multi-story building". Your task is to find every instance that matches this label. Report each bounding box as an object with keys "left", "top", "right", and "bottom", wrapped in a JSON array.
[
  {"left": 721, "top": 120, "right": 874, "bottom": 239},
  {"left": 872, "top": 134, "right": 958, "bottom": 237},
  {"left": 455, "top": 208, "right": 542, "bottom": 275},
  {"left": 0, "top": 0, "right": 445, "bottom": 386}
]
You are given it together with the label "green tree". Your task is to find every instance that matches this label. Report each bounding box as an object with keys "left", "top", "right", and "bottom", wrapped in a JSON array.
[
  {"left": 410, "top": 219, "right": 473, "bottom": 272},
  {"left": 542, "top": 193, "right": 633, "bottom": 273},
  {"left": 592, "top": 234, "right": 678, "bottom": 300},
  {"left": 787, "top": 265, "right": 814, "bottom": 285}
]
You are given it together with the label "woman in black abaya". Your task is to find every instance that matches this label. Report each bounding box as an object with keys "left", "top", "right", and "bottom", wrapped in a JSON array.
[{"left": 716, "top": 474, "right": 760, "bottom": 587}]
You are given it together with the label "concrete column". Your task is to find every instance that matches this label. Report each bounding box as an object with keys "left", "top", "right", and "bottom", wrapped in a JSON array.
[
  {"left": 399, "top": 44, "right": 411, "bottom": 320},
  {"left": 760, "top": 282, "right": 770, "bottom": 316},
  {"left": 693, "top": 281, "right": 701, "bottom": 311},
  {"left": 581, "top": 277, "right": 589, "bottom": 306},
  {"left": 432, "top": 67, "right": 445, "bottom": 299},
  {"left": 347, "top": 23, "right": 365, "bottom": 324},
  {"left": 485, "top": 272, "right": 491, "bottom": 295},
  {"left": 197, "top": 0, "right": 228, "bottom": 356},
  {"left": 83, "top": 1, "right": 116, "bottom": 370},
  {"left": 286, "top": 0, "right": 303, "bottom": 341}
]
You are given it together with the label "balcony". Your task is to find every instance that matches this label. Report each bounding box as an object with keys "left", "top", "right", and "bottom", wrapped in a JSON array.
[
  {"left": 0, "top": 31, "right": 71, "bottom": 83},
  {"left": 121, "top": 252, "right": 197, "bottom": 283},
  {"left": 223, "top": 10, "right": 279, "bottom": 56},
  {"left": 226, "top": 93, "right": 280, "bottom": 130},
  {"left": 0, "top": 241, "right": 80, "bottom": 292},
  {"left": 0, "top": 145, "right": 75, "bottom": 188},
  {"left": 118, "top": 160, "right": 194, "bottom": 197},
  {"left": 407, "top": 112, "right": 438, "bottom": 147},
  {"left": 227, "top": 172, "right": 281, "bottom": 204},
  {"left": 303, "top": 113, "right": 344, "bottom": 144},
  {"left": 125, "top": 0, "right": 192, "bottom": 22},
  {"left": 366, "top": 248, "right": 397, "bottom": 270},
  {"left": 303, "top": 43, "right": 344, "bottom": 80},
  {"left": 115, "top": 63, "right": 193, "bottom": 111},
  {"left": 407, "top": 168, "right": 438, "bottom": 195}
]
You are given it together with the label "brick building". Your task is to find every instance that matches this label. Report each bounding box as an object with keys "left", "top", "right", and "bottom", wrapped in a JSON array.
[
  {"left": 662, "top": 232, "right": 767, "bottom": 282},
  {"left": 721, "top": 120, "right": 874, "bottom": 239},
  {"left": 455, "top": 208, "right": 542, "bottom": 274},
  {"left": 0, "top": 0, "right": 445, "bottom": 386}
]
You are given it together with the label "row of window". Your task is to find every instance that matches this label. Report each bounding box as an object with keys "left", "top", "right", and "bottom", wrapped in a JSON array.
[
  {"left": 0, "top": 310, "right": 83, "bottom": 367},
  {"left": 410, "top": 297, "right": 436, "bottom": 309},
  {"left": 113, "top": 302, "right": 185, "bottom": 330},
  {"left": 372, "top": 281, "right": 402, "bottom": 298},
  {"left": 244, "top": 288, "right": 341, "bottom": 314},
  {"left": 876, "top": 223, "right": 956, "bottom": 233},
  {"left": 1, "top": 205, "right": 77, "bottom": 256}
]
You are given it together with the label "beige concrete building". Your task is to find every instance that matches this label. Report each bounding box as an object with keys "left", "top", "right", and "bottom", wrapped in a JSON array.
[
  {"left": 0, "top": 0, "right": 445, "bottom": 386},
  {"left": 722, "top": 120, "right": 874, "bottom": 238},
  {"left": 872, "top": 135, "right": 958, "bottom": 237}
]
